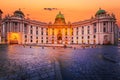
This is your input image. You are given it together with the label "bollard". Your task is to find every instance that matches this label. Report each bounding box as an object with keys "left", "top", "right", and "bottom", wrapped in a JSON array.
[
  {"left": 74, "top": 47, "right": 76, "bottom": 50},
  {"left": 64, "top": 44, "right": 67, "bottom": 48},
  {"left": 83, "top": 46, "right": 85, "bottom": 49},
  {"left": 23, "top": 45, "right": 25, "bottom": 48}
]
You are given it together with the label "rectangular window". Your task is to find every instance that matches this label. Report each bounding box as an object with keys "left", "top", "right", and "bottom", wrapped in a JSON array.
[
  {"left": 36, "top": 37, "right": 38, "bottom": 39},
  {"left": 82, "top": 30, "right": 84, "bottom": 35},
  {"left": 36, "top": 40, "right": 38, "bottom": 43},
  {"left": 77, "top": 27, "right": 79, "bottom": 30},
  {"left": 76, "top": 27, "right": 78, "bottom": 35},
  {"left": 46, "top": 28, "right": 48, "bottom": 35},
  {"left": 30, "top": 30, "right": 32, "bottom": 34},
  {"left": 46, "top": 32, "right": 48, "bottom": 35},
  {"left": 65, "top": 32, "right": 67, "bottom": 35},
  {"left": 24, "top": 26, "right": 27, "bottom": 34},
  {"left": 66, "top": 28, "right": 67, "bottom": 31},
  {"left": 111, "top": 22, "right": 112, "bottom": 32},
  {"left": 88, "top": 26, "right": 90, "bottom": 34},
  {"left": 103, "top": 22, "right": 106, "bottom": 26},
  {"left": 82, "top": 26, "right": 84, "bottom": 35},
  {"left": 25, "top": 40, "right": 27, "bottom": 42},
  {"left": 93, "top": 23, "right": 96, "bottom": 26},
  {"left": 52, "top": 36, "right": 54, "bottom": 39},
  {"left": 36, "top": 31, "right": 38, "bottom": 35},
  {"left": 41, "top": 40, "right": 43, "bottom": 43},
  {"left": 36, "top": 27, "right": 38, "bottom": 30},
  {"left": 72, "top": 28, "right": 73, "bottom": 35},
  {"left": 72, "top": 32, "right": 73, "bottom": 35},
  {"left": 52, "top": 28, "right": 54, "bottom": 35},
  {"left": 94, "top": 26, "right": 96, "bottom": 33},
  {"left": 52, "top": 32, "right": 54, "bottom": 35},
  {"left": 31, "top": 25, "right": 32, "bottom": 29},
  {"left": 82, "top": 26, "right": 84, "bottom": 29},
  {"left": 88, "top": 30, "right": 90, "bottom": 34},
  {"left": 103, "top": 27, "right": 106, "bottom": 32},
  {"left": 65, "top": 28, "right": 67, "bottom": 35},
  {"left": 76, "top": 31, "right": 78, "bottom": 35},
  {"left": 41, "top": 28, "right": 43, "bottom": 35},
  {"left": 41, "top": 30, "right": 43, "bottom": 35},
  {"left": 76, "top": 27, "right": 79, "bottom": 35},
  {"left": 46, "top": 40, "right": 48, "bottom": 43},
  {"left": 25, "top": 35, "right": 27, "bottom": 38},
  {"left": 72, "top": 41, "right": 73, "bottom": 43},
  {"left": 88, "top": 36, "right": 90, "bottom": 39},
  {"left": 41, "top": 28, "right": 43, "bottom": 30},
  {"left": 88, "top": 26, "right": 90, "bottom": 28},
  {"left": 82, "top": 36, "right": 84, "bottom": 39}
]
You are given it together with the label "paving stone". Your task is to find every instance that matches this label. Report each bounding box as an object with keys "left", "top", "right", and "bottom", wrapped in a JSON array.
[{"left": 0, "top": 45, "right": 120, "bottom": 80}]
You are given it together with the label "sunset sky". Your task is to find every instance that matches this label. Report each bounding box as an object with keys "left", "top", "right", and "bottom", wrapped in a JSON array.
[{"left": 0, "top": 0, "right": 120, "bottom": 26}]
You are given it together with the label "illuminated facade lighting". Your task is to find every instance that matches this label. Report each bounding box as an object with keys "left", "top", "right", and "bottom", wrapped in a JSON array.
[{"left": 0, "top": 9, "right": 119, "bottom": 45}]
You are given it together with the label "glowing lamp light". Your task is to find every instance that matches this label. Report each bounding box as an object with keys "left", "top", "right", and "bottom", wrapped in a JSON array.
[
  {"left": 10, "top": 33, "right": 19, "bottom": 40},
  {"left": 8, "top": 32, "right": 20, "bottom": 44}
]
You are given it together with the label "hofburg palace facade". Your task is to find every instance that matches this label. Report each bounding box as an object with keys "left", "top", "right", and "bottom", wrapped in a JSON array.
[{"left": 0, "top": 8, "right": 119, "bottom": 45}]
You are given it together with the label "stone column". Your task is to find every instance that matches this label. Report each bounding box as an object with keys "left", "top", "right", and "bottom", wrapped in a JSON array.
[
  {"left": 106, "top": 22, "right": 108, "bottom": 32},
  {"left": 43, "top": 28, "right": 46, "bottom": 44},
  {"left": 6, "top": 22, "right": 8, "bottom": 32},
  {"left": 108, "top": 22, "right": 110, "bottom": 32},
  {"left": 100, "top": 22, "right": 102, "bottom": 32},
  {"left": 67, "top": 28, "right": 71, "bottom": 44},
  {"left": 11, "top": 22, "right": 12, "bottom": 32},
  {"left": 111, "top": 22, "right": 114, "bottom": 44},
  {"left": 73, "top": 28, "right": 76, "bottom": 43}
]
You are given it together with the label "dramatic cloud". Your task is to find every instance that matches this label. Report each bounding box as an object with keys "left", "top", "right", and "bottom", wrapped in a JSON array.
[{"left": 44, "top": 8, "right": 58, "bottom": 11}]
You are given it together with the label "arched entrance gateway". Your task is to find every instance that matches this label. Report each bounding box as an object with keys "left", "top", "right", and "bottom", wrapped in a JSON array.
[
  {"left": 57, "top": 31, "right": 62, "bottom": 44},
  {"left": 54, "top": 12, "right": 66, "bottom": 44}
]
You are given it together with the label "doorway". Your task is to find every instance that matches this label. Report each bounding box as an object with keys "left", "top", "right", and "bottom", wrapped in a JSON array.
[{"left": 57, "top": 32, "right": 62, "bottom": 44}]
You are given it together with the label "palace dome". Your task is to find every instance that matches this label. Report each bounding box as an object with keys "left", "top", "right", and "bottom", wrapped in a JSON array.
[
  {"left": 14, "top": 9, "right": 25, "bottom": 18},
  {"left": 54, "top": 11, "right": 66, "bottom": 24},
  {"left": 0, "top": 9, "right": 3, "bottom": 14},
  {"left": 95, "top": 8, "right": 106, "bottom": 16},
  {"left": 56, "top": 11, "right": 64, "bottom": 19}
]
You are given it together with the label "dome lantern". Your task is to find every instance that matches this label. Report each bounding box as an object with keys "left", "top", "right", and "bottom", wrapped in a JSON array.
[{"left": 56, "top": 11, "right": 65, "bottom": 19}]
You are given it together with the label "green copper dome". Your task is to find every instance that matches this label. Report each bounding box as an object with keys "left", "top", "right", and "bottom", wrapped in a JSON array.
[
  {"left": 54, "top": 11, "right": 66, "bottom": 24},
  {"left": 95, "top": 8, "right": 106, "bottom": 16},
  {"left": 56, "top": 11, "right": 64, "bottom": 19},
  {"left": 14, "top": 9, "right": 25, "bottom": 18}
]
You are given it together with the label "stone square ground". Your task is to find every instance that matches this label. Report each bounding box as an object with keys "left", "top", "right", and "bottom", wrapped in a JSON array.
[{"left": 0, "top": 45, "right": 120, "bottom": 80}]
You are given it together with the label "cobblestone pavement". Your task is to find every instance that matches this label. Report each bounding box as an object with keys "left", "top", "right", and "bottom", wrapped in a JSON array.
[
  {"left": 0, "top": 45, "right": 58, "bottom": 80},
  {"left": 0, "top": 45, "right": 120, "bottom": 80},
  {"left": 58, "top": 46, "right": 120, "bottom": 80}
]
